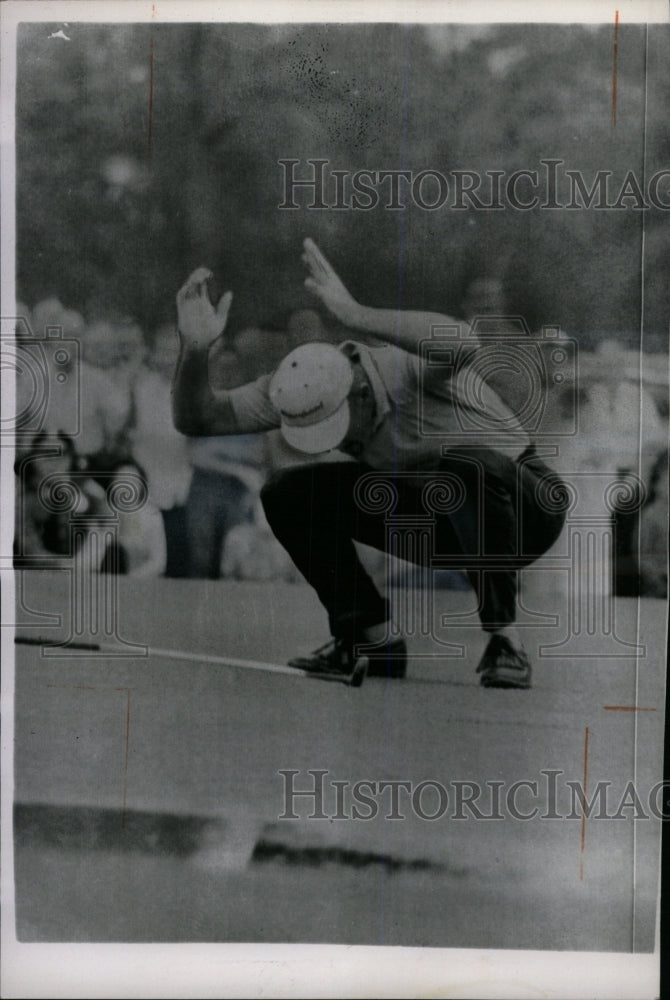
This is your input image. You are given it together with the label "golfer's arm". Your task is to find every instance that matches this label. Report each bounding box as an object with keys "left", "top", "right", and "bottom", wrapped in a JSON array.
[
  {"left": 172, "top": 342, "right": 239, "bottom": 436},
  {"left": 345, "top": 304, "right": 468, "bottom": 355}
]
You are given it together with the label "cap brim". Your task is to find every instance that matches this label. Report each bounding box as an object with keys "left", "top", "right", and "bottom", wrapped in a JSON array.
[{"left": 280, "top": 400, "right": 351, "bottom": 455}]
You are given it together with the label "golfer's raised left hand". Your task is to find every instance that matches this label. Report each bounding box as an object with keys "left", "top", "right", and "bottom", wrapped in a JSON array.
[{"left": 302, "top": 239, "right": 361, "bottom": 328}]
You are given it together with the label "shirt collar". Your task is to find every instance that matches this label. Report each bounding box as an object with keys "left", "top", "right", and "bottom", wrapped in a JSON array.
[{"left": 340, "top": 340, "right": 390, "bottom": 433}]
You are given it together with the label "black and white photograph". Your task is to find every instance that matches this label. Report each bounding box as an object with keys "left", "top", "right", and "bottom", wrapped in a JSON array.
[{"left": 1, "top": 1, "right": 668, "bottom": 997}]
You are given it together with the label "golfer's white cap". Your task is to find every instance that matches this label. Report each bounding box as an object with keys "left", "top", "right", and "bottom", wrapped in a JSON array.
[{"left": 269, "top": 342, "right": 354, "bottom": 454}]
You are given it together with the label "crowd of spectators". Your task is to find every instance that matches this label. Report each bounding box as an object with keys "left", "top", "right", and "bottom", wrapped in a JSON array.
[
  {"left": 12, "top": 297, "right": 320, "bottom": 581},
  {"left": 12, "top": 291, "right": 668, "bottom": 597}
]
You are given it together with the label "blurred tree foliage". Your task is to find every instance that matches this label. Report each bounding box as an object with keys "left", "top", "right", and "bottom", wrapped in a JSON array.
[{"left": 15, "top": 22, "right": 669, "bottom": 349}]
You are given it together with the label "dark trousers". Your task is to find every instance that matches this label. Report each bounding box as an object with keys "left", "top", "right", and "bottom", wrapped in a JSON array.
[
  {"left": 161, "top": 505, "right": 190, "bottom": 578},
  {"left": 261, "top": 447, "right": 567, "bottom": 639}
]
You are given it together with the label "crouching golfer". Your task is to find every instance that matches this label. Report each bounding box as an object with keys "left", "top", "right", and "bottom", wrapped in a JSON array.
[{"left": 172, "top": 239, "right": 567, "bottom": 687}]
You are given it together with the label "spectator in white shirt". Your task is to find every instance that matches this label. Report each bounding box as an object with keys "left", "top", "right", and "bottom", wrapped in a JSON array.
[{"left": 128, "top": 324, "right": 193, "bottom": 576}]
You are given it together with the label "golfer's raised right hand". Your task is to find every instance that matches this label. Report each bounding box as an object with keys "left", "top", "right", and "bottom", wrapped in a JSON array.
[{"left": 176, "top": 267, "right": 233, "bottom": 348}]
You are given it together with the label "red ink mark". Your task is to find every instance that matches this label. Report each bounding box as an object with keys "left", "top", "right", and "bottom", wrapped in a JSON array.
[
  {"left": 611, "top": 10, "right": 619, "bottom": 127},
  {"left": 46, "top": 683, "right": 98, "bottom": 691},
  {"left": 147, "top": 34, "right": 154, "bottom": 167},
  {"left": 122, "top": 690, "right": 131, "bottom": 829},
  {"left": 603, "top": 705, "right": 657, "bottom": 712},
  {"left": 579, "top": 726, "right": 589, "bottom": 881},
  {"left": 45, "top": 682, "right": 133, "bottom": 824},
  {"left": 46, "top": 683, "right": 135, "bottom": 693}
]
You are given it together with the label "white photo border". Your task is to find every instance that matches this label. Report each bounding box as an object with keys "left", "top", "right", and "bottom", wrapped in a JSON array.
[{"left": 1, "top": 2, "right": 667, "bottom": 998}]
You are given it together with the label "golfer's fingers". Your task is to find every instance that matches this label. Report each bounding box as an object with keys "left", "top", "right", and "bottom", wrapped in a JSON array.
[
  {"left": 215, "top": 290, "right": 233, "bottom": 325},
  {"left": 306, "top": 239, "right": 331, "bottom": 277},
  {"left": 301, "top": 243, "right": 322, "bottom": 280},
  {"left": 178, "top": 267, "right": 213, "bottom": 301},
  {"left": 303, "top": 238, "right": 334, "bottom": 280},
  {"left": 301, "top": 252, "right": 322, "bottom": 281},
  {"left": 189, "top": 266, "right": 213, "bottom": 285}
]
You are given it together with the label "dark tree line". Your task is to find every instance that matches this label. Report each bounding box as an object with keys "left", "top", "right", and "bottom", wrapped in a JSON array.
[{"left": 16, "top": 22, "right": 669, "bottom": 348}]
